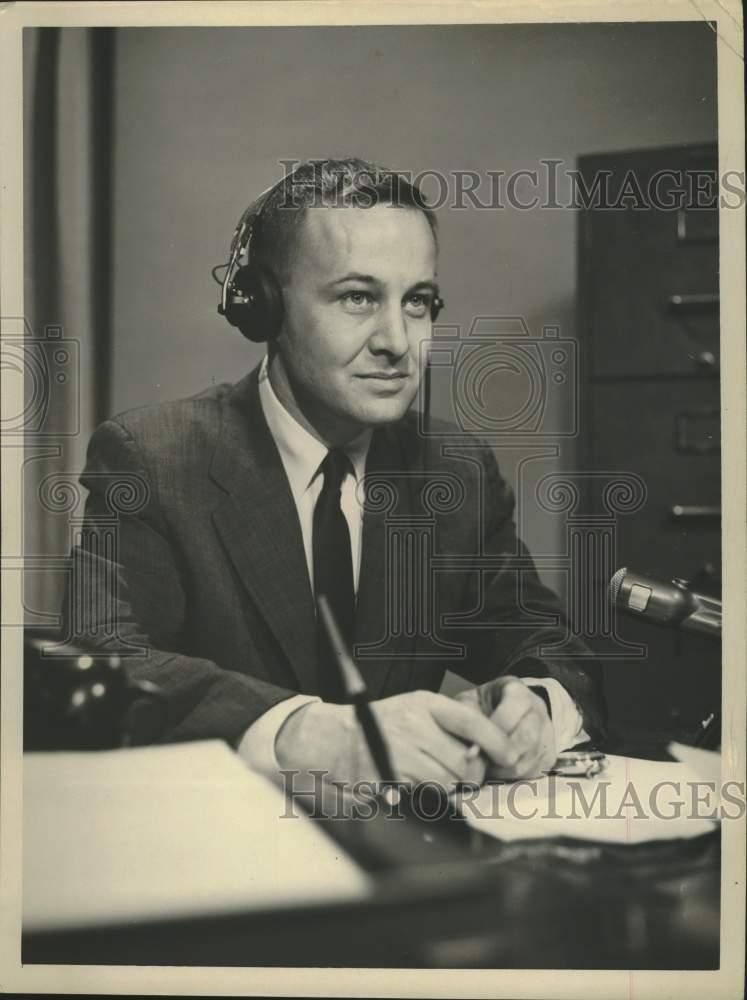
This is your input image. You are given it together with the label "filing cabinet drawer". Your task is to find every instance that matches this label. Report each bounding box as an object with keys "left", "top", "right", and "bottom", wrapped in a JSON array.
[
  {"left": 589, "top": 378, "right": 720, "bottom": 585},
  {"left": 578, "top": 146, "right": 719, "bottom": 378}
]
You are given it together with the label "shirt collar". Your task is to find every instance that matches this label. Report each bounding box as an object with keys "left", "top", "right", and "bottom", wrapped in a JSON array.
[{"left": 257, "top": 355, "right": 372, "bottom": 504}]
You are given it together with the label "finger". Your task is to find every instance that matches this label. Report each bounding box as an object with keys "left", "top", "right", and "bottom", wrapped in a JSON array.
[
  {"left": 415, "top": 718, "right": 479, "bottom": 781},
  {"left": 477, "top": 675, "right": 517, "bottom": 714},
  {"left": 397, "top": 747, "right": 464, "bottom": 791},
  {"left": 513, "top": 742, "right": 556, "bottom": 780},
  {"left": 412, "top": 747, "right": 487, "bottom": 792},
  {"left": 490, "top": 720, "right": 557, "bottom": 780},
  {"left": 453, "top": 687, "right": 479, "bottom": 709},
  {"left": 487, "top": 757, "right": 535, "bottom": 782},
  {"left": 461, "top": 752, "right": 487, "bottom": 787},
  {"left": 507, "top": 707, "right": 543, "bottom": 757},
  {"left": 428, "top": 693, "right": 520, "bottom": 768},
  {"left": 486, "top": 744, "right": 543, "bottom": 781},
  {"left": 494, "top": 735, "right": 557, "bottom": 781},
  {"left": 489, "top": 678, "right": 536, "bottom": 734}
]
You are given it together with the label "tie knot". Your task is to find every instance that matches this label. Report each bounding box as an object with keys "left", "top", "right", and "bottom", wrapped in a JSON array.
[{"left": 320, "top": 449, "right": 353, "bottom": 492}]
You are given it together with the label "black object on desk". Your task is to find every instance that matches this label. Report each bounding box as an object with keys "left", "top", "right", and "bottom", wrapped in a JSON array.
[{"left": 24, "top": 630, "right": 166, "bottom": 751}]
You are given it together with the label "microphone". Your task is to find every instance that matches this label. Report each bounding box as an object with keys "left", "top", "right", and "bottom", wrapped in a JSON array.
[{"left": 609, "top": 568, "right": 721, "bottom": 639}]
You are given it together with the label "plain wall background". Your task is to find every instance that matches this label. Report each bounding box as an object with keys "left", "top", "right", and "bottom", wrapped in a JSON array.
[{"left": 108, "top": 22, "right": 717, "bottom": 583}]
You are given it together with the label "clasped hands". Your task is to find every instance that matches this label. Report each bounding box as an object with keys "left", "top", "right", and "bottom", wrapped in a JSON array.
[{"left": 276, "top": 677, "right": 557, "bottom": 789}]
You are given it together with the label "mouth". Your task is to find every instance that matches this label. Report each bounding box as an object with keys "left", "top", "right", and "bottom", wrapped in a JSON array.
[{"left": 356, "top": 373, "right": 409, "bottom": 381}]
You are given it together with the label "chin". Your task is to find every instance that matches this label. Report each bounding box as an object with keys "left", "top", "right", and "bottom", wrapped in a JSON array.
[{"left": 352, "top": 397, "right": 413, "bottom": 427}]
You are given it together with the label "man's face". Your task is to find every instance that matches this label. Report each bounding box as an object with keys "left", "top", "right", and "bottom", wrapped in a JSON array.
[{"left": 269, "top": 203, "right": 438, "bottom": 444}]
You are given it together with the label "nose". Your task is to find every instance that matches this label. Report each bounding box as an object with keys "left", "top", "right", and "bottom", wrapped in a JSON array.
[{"left": 368, "top": 300, "right": 410, "bottom": 360}]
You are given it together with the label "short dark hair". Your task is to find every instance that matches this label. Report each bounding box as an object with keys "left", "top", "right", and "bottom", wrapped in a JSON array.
[{"left": 250, "top": 157, "right": 439, "bottom": 280}]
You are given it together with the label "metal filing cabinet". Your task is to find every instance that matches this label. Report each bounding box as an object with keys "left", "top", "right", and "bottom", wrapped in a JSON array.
[{"left": 576, "top": 144, "right": 720, "bottom": 747}]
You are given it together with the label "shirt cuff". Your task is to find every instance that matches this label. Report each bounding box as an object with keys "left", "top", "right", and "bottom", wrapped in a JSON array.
[
  {"left": 237, "top": 694, "right": 321, "bottom": 773},
  {"left": 520, "top": 676, "right": 589, "bottom": 751}
]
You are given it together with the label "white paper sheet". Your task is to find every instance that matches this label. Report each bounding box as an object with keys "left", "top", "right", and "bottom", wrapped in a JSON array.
[
  {"left": 23, "top": 740, "right": 370, "bottom": 933},
  {"left": 459, "top": 754, "right": 720, "bottom": 844},
  {"left": 669, "top": 741, "right": 721, "bottom": 784}
]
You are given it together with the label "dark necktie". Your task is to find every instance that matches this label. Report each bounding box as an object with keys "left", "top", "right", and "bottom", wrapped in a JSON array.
[{"left": 313, "top": 449, "right": 355, "bottom": 702}]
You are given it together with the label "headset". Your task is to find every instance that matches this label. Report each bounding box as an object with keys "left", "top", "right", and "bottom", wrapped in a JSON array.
[
  {"left": 214, "top": 170, "right": 445, "bottom": 343},
  {"left": 213, "top": 177, "right": 287, "bottom": 343}
]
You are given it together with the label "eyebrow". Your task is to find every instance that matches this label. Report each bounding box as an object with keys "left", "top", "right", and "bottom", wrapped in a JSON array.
[{"left": 328, "top": 273, "right": 440, "bottom": 294}]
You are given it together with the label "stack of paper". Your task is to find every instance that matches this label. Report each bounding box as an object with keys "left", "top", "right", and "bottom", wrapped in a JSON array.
[
  {"left": 23, "top": 741, "right": 370, "bottom": 933},
  {"left": 460, "top": 754, "right": 720, "bottom": 844}
]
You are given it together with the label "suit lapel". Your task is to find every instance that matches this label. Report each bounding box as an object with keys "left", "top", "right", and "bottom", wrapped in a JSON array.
[{"left": 209, "top": 369, "right": 320, "bottom": 694}]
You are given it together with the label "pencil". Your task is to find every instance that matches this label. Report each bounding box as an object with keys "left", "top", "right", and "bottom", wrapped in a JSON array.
[{"left": 316, "top": 595, "right": 397, "bottom": 785}]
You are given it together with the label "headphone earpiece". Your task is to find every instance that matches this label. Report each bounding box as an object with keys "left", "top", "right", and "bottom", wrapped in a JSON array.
[
  {"left": 220, "top": 261, "right": 284, "bottom": 343},
  {"left": 217, "top": 181, "right": 287, "bottom": 344}
]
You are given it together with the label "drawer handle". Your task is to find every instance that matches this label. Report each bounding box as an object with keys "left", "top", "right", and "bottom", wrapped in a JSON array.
[
  {"left": 668, "top": 505, "right": 721, "bottom": 520},
  {"left": 676, "top": 207, "right": 718, "bottom": 244},
  {"left": 668, "top": 293, "right": 719, "bottom": 312},
  {"left": 693, "top": 350, "right": 718, "bottom": 371}
]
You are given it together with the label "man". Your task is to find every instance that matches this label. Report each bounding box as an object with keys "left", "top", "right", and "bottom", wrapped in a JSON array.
[{"left": 67, "top": 158, "right": 605, "bottom": 789}]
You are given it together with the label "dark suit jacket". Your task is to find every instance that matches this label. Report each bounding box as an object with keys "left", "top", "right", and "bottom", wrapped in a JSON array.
[{"left": 66, "top": 365, "right": 606, "bottom": 747}]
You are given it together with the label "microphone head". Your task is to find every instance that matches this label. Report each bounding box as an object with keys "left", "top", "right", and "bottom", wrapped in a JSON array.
[
  {"left": 608, "top": 567, "right": 627, "bottom": 605},
  {"left": 609, "top": 567, "right": 697, "bottom": 625}
]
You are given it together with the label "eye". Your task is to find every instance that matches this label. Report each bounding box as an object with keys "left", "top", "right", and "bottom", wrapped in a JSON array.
[
  {"left": 404, "top": 292, "right": 431, "bottom": 318},
  {"left": 341, "top": 290, "right": 375, "bottom": 313}
]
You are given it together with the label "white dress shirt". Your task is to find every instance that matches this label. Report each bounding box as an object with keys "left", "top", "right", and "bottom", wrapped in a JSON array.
[{"left": 239, "top": 357, "right": 587, "bottom": 772}]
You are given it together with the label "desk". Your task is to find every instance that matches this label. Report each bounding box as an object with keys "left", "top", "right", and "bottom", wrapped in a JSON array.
[{"left": 22, "top": 746, "right": 720, "bottom": 969}]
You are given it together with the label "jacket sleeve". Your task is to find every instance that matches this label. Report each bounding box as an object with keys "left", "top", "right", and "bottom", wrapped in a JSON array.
[
  {"left": 62, "top": 418, "right": 297, "bottom": 747},
  {"left": 453, "top": 442, "right": 608, "bottom": 745}
]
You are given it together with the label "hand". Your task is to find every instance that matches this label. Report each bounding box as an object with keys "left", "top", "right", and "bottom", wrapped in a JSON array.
[
  {"left": 456, "top": 677, "right": 557, "bottom": 780},
  {"left": 275, "top": 689, "right": 524, "bottom": 790}
]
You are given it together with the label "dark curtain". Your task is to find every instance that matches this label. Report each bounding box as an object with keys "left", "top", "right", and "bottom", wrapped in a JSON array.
[{"left": 22, "top": 28, "right": 114, "bottom": 627}]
